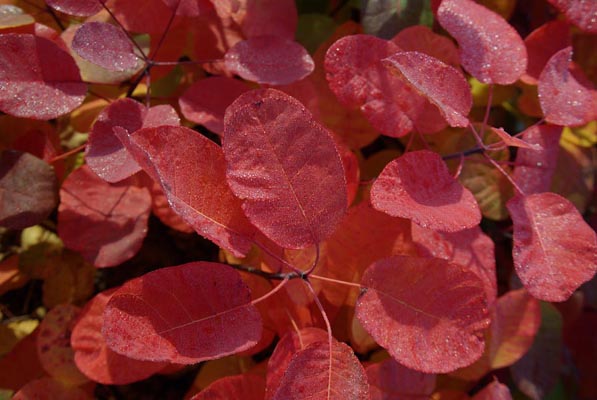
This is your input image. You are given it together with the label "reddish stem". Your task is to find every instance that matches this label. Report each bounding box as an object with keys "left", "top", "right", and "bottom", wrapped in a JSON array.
[{"left": 49, "top": 144, "right": 86, "bottom": 163}]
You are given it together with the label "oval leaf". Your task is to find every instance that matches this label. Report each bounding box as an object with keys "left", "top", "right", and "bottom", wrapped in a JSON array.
[
  {"left": 191, "top": 374, "right": 265, "bottom": 400},
  {"left": 538, "top": 46, "right": 597, "bottom": 127},
  {"left": 472, "top": 379, "right": 512, "bottom": 400},
  {"left": 506, "top": 192, "right": 597, "bottom": 301},
  {"left": 223, "top": 88, "right": 347, "bottom": 249},
  {"left": 57, "top": 165, "right": 152, "bottom": 267},
  {"left": 72, "top": 22, "right": 140, "bottom": 72},
  {"left": 356, "top": 255, "right": 489, "bottom": 373},
  {"left": 546, "top": 0, "right": 597, "bottom": 32},
  {"left": 46, "top": 0, "right": 103, "bottom": 16},
  {"left": 437, "top": 0, "right": 527, "bottom": 84},
  {"left": 371, "top": 150, "right": 482, "bottom": 232},
  {"left": 382, "top": 51, "right": 472, "bottom": 127},
  {"left": 0, "top": 34, "right": 86, "bottom": 120},
  {"left": 225, "top": 36, "right": 314, "bottom": 86},
  {"left": 367, "top": 358, "right": 436, "bottom": 400},
  {"left": 0, "top": 150, "right": 58, "bottom": 230},
  {"left": 103, "top": 262, "right": 262, "bottom": 364},
  {"left": 272, "top": 340, "right": 369, "bottom": 400},
  {"left": 71, "top": 289, "right": 167, "bottom": 385},
  {"left": 522, "top": 20, "right": 571, "bottom": 84},
  {"left": 115, "top": 125, "right": 256, "bottom": 257}
]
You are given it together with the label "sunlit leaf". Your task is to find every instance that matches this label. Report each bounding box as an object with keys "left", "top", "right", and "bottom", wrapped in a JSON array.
[
  {"left": 356, "top": 255, "right": 489, "bottom": 373},
  {"left": 223, "top": 89, "right": 347, "bottom": 249},
  {"left": 103, "top": 262, "right": 262, "bottom": 364},
  {"left": 371, "top": 150, "right": 481, "bottom": 232},
  {"left": 0, "top": 33, "right": 86, "bottom": 120},
  {"left": 507, "top": 192, "right": 597, "bottom": 301},
  {"left": 437, "top": 0, "right": 527, "bottom": 84}
]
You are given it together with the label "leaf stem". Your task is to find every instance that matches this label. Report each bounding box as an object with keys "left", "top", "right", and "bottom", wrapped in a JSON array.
[
  {"left": 100, "top": 2, "right": 148, "bottom": 62},
  {"left": 309, "top": 274, "right": 362, "bottom": 289},
  {"left": 483, "top": 152, "right": 526, "bottom": 196},
  {"left": 228, "top": 263, "right": 301, "bottom": 281},
  {"left": 49, "top": 144, "right": 86, "bottom": 163},
  {"left": 250, "top": 276, "right": 290, "bottom": 306}
]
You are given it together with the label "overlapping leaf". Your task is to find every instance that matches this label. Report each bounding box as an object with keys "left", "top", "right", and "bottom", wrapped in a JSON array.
[
  {"left": 223, "top": 89, "right": 347, "bottom": 249},
  {"left": 538, "top": 47, "right": 596, "bottom": 127},
  {"left": 115, "top": 125, "right": 256, "bottom": 257},
  {"left": 356, "top": 255, "right": 489, "bottom": 373},
  {"left": 57, "top": 165, "right": 152, "bottom": 267},
  {"left": 225, "top": 36, "right": 314, "bottom": 85},
  {"left": 472, "top": 380, "right": 512, "bottom": 400},
  {"left": 371, "top": 150, "right": 482, "bottom": 232},
  {"left": 12, "top": 377, "right": 93, "bottom": 400},
  {"left": 382, "top": 51, "right": 472, "bottom": 127},
  {"left": 366, "top": 358, "right": 436, "bottom": 400},
  {"left": 391, "top": 25, "right": 460, "bottom": 68},
  {"left": 437, "top": 0, "right": 527, "bottom": 84},
  {"left": 507, "top": 192, "right": 597, "bottom": 301},
  {"left": 546, "top": 0, "right": 597, "bottom": 32},
  {"left": 522, "top": 20, "right": 571, "bottom": 84},
  {"left": 325, "top": 34, "right": 446, "bottom": 137},
  {"left": 0, "top": 150, "right": 58, "bottom": 230},
  {"left": 0, "top": 34, "right": 86, "bottom": 120},
  {"left": 191, "top": 374, "right": 265, "bottom": 400},
  {"left": 103, "top": 262, "right": 262, "bottom": 364},
  {"left": 72, "top": 22, "right": 140, "bottom": 72},
  {"left": 271, "top": 339, "right": 369, "bottom": 400},
  {"left": 71, "top": 289, "right": 168, "bottom": 384},
  {"left": 45, "top": 0, "right": 103, "bottom": 16}
]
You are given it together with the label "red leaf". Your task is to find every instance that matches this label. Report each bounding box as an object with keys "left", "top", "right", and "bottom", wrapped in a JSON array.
[
  {"left": 507, "top": 193, "right": 597, "bottom": 301},
  {"left": 325, "top": 34, "right": 446, "bottom": 137},
  {"left": 58, "top": 165, "right": 152, "bottom": 267},
  {"left": 472, "top": 379, "right": 512, "bottom": 400},
  {"left": 161, "top": 0, "right": 213, "bottom": 16},
  {"left": 0, "top": 33, "right": 86, "bottom": 120},
  {"left": 391, "top": 25, "right": 460, "bottom": 68},
  {"left": 12, "top": 377, "right": 93, "bottom": 400},
  {"left": 0, "top": 150, "right": 58, "bottom": 230},
  {"left": 538, "top": 46, "right": 597, "bottom": 127},
  {"left": 37, "top": 304, "right": 89, "bottom": 386},
  {"left": 546, "top": 0, "right": 597, "bottom": 33},
  {"left": 148, "top": 179, "right": 194, "bottom": 233},
  {"left": 271, "top": 340, "right": 370, "bottom": 400},
  {"left": 223, "top": 89, "right": 347, "bottom": 249},
  {"left": 191, "top": 374, "right": 265, "bottom": 400},
  {"left": 0, "top": 328, "right": 44, "bottom": 391},
  {"left": 437, "top": 0, "right": 527, "bottom": 84},
  {"left": 103, "top": 262, "right": 262, "bottom": 364},
  {"left": 512, "top": 125, "right": 562, "bottom": 195},
  {"left": 241, "top": 0, "right": 297, "bottom": 40},
  {"left": 85, "top": 99, "right": 145, "bottom": 183},
  {"left": 109, "top": 0, "right": 171, "bottom": 34},
  {"left": 225, "top": 36, "right": 314, "bottom": 85},
  {"left": 265, "top": 328, "right": 329, "bottom": 399},
  {"left": 179, "top": 76, "right": 250, "bottom": 134},
  {"left": 356, "top": 255, "right": 489, "bottom": 373},
  {"left": 72, "top": 22, "right": 140, "bottom": 72},
  {"left": 522, "top": 20, "right": 571, "bottom": 85},
  {"left": 71, "top": 289, "right": 168, "bottom": 385},
  {"left": 383, "top": 51, "right": 472, "bottom": 127},
  {"left": 45, "top": 0, "right": 103, "bottom": 16},
  {"left": 371, "top": 150, "right": 481, "bottom": 232},
  {"left": 366, "top": 358, "right": 436, "bottom": 400},
  {"left": 412, "top": 225, "right": 497, "bottom": 305},
  {"left": 115, "top": 125, "right": 256, "bottom": 257},
  {"left": 489, "top": 127, "right": 542, "bottom": 150}
]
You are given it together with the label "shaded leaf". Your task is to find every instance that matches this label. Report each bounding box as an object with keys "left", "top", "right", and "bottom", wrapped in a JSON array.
[
  {"left": 45, "top": 0, "right": 103, "bottom": 16},
  {"left": 521, "top": 20, "right": 571, "bottom": 84},
  {"left": 223, "top": 89, "right": 347, "bottom": 249},
  {"left": 0, "top": 150, "right": 58, "bottom": 230},
  {"left": 161, "top": 0, "right": 213, "bottom": 16},
  {"left": 12, "top": 377, "right": 92, "bottom": 400},
  {"left": 437, "top": 0, "right": 527, "bottom": 84},
  {"left": 225, "top": 36, "right": 314, "bottom": 86},
  {"left": 42, "top": 250, "right": 95, "bottom": 308},
  {"left": 109, "top": 0, "right": 171, "bottom": 34},
  {"left": 71, "top": 289, "right": 167, "bottom": 384},
  {"left": 325, "top": 34, "right": 446, "bottom": 137},
  {"left": 367, "top": 357, "right": 436, "bottom": 399},
  {"left": 104, "top": 262, "right": 262, "bottom": 364},
  {"left": 191, "top": 374, "right": 265, "bottom": 400},
  {"left": 511, "top": 303, "right": 562, "bottom": 400},
  {"left": 507, "top": 192, "right": 597, "bottom": 301},
  {"left": 538, "top": 46, "right": 597, "bottom": 127},
  {"left": 391, "top": 24, "right": 460, "bottom": 68},
  {"left": 58, "top": 165, "right": 152, "bottom": 267},
  {"left": 356, "top": 255, "right": 489, "bottom": 373},
  {"left": 383, "top": 51, "right": 471, "bottom": 127},
  {"left": 0, "top": 327, "right": 44, "bottom": 391},
  {"left": 241, "top": 0, "right": 297, "bottom": 39},
  {"left": 371, "top": 150, "right": 481, "bottom": 232},
  {"left": 179, "top": 76, "right": 249, "bottom": 135},
  {"left": 272, "top": 340, "right": 369, "bottom": 400},
  {"left": 0, "top": 255, "right": 28, "bottom": 296},
  {"left": 512, "top": 125, "right": 562, "bottom": 195},
  {"left": 546, "top": 0, "right": 597, "bottom": 32},
  {"left": 362, "top": 0, "right": 433, "bottom": 39},
  {"left": 37, "top": 304, "right": 89, "bottom": 386},
  {"left": 472, "top": 379, "right": 512, "bottom": 400},
  {"left": 0, "top": 33, "right": 86, "bottom": 120},
  {"left": 72, "top": 22, "right": 140, "bottom": 72},
  {"left": 115, "top": 125, "right": 256, "bottom": 257},
  {"left": 265, "top": 328, "right": 329, "bottom": 399}
]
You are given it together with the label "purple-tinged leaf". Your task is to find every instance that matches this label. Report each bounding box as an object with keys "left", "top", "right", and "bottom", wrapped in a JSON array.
[
  {"left": 191, "top": 374, "right": 265, "bottom": 400},
  {"left": 546, "top": 0, "right": 597, "bottom": 33},
  {"left": 522, "top": 20, "right": 571, "bottom": 85},
  {"left": 45, "top": 0, "right": 103, "bottom": 16}
]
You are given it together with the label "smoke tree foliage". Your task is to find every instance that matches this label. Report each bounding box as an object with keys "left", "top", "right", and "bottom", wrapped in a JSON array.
[{"left": 0, "top": 0, "right": 596, "bottom": 398}]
